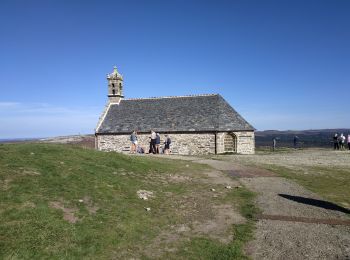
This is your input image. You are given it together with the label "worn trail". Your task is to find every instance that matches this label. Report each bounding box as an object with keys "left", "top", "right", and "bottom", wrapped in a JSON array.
[{"left": 171, "top": 156, "right": 350, "bottom": 260}]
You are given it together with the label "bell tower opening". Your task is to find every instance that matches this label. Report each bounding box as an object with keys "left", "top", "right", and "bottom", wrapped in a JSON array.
[{"left": 107, "top": 66, "right": 124, "bottom": 103}]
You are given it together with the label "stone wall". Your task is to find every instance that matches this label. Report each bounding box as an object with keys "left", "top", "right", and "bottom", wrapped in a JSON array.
[
  {"left": 96, "top": 131, "right": 255, "bottom": 155},
  {"left": 216, "top": 131, "right": 255, "bottom": 154},
  {"left": 235, "top": 131, "right": 255, "bottom": 154}
]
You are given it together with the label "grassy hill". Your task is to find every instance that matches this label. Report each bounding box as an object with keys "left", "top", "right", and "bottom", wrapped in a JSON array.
[{"left": 0, "top": 143, "right": 255, "bottom": 259}]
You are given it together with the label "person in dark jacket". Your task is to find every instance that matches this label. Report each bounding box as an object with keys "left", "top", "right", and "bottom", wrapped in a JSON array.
[
  {"left": 164, "top": 134, "right": 171, "bottom": 155},
  {"left": 333, "top": 133, "right": 339, "bottom": 150},
  {"left": 150, "top": 130, "right": 157, "bottom": 154},
  {"left": 293, "top": 136, "right": 299, "bottom": 149},
  {"left": 155, "top": 133, "right": 161, "bottom": 154}
]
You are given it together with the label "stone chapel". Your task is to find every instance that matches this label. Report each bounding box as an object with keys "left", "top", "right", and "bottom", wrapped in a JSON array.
[{"left": 95, "top": 67, "right": 255, "bottom": 155}]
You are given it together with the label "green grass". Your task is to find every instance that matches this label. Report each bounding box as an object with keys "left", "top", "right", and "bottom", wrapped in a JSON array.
[{"left": 0, "top": 143, "right": 257, "bottom": 259}]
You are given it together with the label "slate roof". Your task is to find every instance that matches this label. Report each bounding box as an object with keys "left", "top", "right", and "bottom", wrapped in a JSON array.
[{"left": 96, "top": 94, "right": 254, "bottom": 134}]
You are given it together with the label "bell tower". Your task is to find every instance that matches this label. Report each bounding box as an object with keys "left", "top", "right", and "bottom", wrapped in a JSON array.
[{"left": 107, "top": 66, "right": 124, "bottom": 103}]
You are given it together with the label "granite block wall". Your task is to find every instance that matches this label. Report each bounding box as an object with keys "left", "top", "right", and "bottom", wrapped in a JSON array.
[{"left": 96, "top": 131, "right": 255, "bottom": 155}]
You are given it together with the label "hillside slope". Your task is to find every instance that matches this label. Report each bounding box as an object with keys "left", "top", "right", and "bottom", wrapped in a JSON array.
[{"left": 0, "top": 143, "right": 255, "bottom": 259}]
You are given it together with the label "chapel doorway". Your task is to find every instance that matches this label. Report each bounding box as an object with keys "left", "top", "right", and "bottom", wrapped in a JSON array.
[{"left": 224, "top": 133, "right": 237, "bottom": 153}]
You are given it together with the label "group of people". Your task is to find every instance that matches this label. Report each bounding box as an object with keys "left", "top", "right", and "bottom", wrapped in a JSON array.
[
  {"left": 333, "top": 133, "right": 350, "bottom": 150},
  {"left": 130, "top": 130, "right": 171, "bottom": 155}
]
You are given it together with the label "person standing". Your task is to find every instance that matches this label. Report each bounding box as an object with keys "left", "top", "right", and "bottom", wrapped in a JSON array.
[
  {"left": 293, "top": 136, "right": 299, "bottom": 149},
  {"left": 155, "top": 133, "right": 161, "bottom": 154},
  {"left": 339, "top": 133, "right": 346, "bottom": 150},
  {"left": 347, "top": 134, "right": 350, "bottom": 150},
  {"left": 164, "top": 134, "right": 171, "bottom": 155},
  {"left": 272, "top": 138, "right": 277, "bottom": 151},
  {"left": 130, "top": 130, "right": 138, "bottom": 154},
  {"left": 333, "top": 133, "right": 339, "bottom": 150},
  {"left": 150, "top": 130, "right": 157, "bottom": 154}
]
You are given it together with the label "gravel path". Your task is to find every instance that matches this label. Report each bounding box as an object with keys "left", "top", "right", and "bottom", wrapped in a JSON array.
[
  {"left": 241, "top": 177, "right": 349, "bottom": 220},
  {"left": 220, "top": 149, "right": 350, "bottom": 170},
  {"left": 242, "top": 177, "right": 350, "bottom": 260},
  {"left": 170, "top": 155, "right": 350, "bottom": 260}
]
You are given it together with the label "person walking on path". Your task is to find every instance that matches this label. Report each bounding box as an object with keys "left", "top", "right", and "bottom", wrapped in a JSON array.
[
  {"left": 150, "top": 130, "right": 157, "bottom": 154},
  {"left": 347, "top": 134, "right": 350, "bottom": 150},
  {"left": 333, "top": 133, "right": 339, "bottom": 150},
  {"left": 130, "top": 130, "right": 138, "bottom": 154},
  {"left": 164, "top": 134, "right": 171, "bottom": 155},
  {"left": 155, "top": 133, "right": 161, "bottom": 154}
]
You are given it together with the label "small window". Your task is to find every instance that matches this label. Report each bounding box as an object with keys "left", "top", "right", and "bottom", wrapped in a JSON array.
[
  {"left": 112, "top": 83, "right": 115, "bottom": 88},
  {"left": 112, "top": 89, "right": 115, "bottom": 95}
]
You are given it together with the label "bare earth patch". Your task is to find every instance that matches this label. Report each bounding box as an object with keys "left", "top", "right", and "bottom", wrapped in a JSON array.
[
  {"left": 145, "top": 201, "right": 245, "bottom": 258},
  {"left": 192, "top": 204, "right": 246, "bottom": 243},
  {"left": 167, "top": 174, "right": 193, "bottom": 182},
  {"left": 137, "top": 190, "right": 155, "bottom": 200},
  {"left": 1, "top": 179, "right": 11, "bottom": 191},
  {"left": 141, "top": 161, "right": 246, "bottom": 258},
  {"left": 49, "top": 201, "right": 79, "bottom": 223},
  {"left": 82, "top": 196, "right": 99, "bottom": 214},
  {"left": 21, "top": 169, "right": 41, "bottom": 176}
]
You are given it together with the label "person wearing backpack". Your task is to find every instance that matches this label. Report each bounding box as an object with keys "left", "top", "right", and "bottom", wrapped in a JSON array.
[{"left": 164, "top": 134, "right": 171, "bottom": 155}]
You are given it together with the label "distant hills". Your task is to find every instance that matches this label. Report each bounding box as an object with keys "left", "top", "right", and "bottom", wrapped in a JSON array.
[
  {"left": 255, "top": 129, "right": 350, "bottom": 148},
  {"left": 0, "top": 135, "right": 95, "bottom": 149}
]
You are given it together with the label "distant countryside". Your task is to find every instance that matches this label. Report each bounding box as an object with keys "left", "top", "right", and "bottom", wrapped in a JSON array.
[{"left": 255, "top": 129, "right": 350, "bottom": 148}]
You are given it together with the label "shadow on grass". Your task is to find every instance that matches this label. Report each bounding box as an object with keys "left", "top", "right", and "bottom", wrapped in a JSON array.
[{"left": 278, "top": 194, "right": 350, "bottom": 214}]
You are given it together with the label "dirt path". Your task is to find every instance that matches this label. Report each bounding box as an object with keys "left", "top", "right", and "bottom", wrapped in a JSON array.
[{"left": 170, "top": 155, "right": 350, "bottom": 260}]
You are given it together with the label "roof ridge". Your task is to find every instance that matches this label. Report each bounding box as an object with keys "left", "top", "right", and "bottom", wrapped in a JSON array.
[{"left": 123, "top": 93, "right": 219, "bottom": 101}]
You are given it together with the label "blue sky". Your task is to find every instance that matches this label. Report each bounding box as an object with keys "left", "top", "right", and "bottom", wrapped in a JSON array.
[{"left": 0, "top": 0, "right": 349, "bottom": 138}]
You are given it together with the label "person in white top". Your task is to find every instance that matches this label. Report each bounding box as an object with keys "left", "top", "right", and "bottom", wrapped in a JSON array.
[
  {"left": 347, "top": 134, "right": 350, "bottom": 150},
  {"left": 339, "top": 133, "right": 346, "bottom": 150}
]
